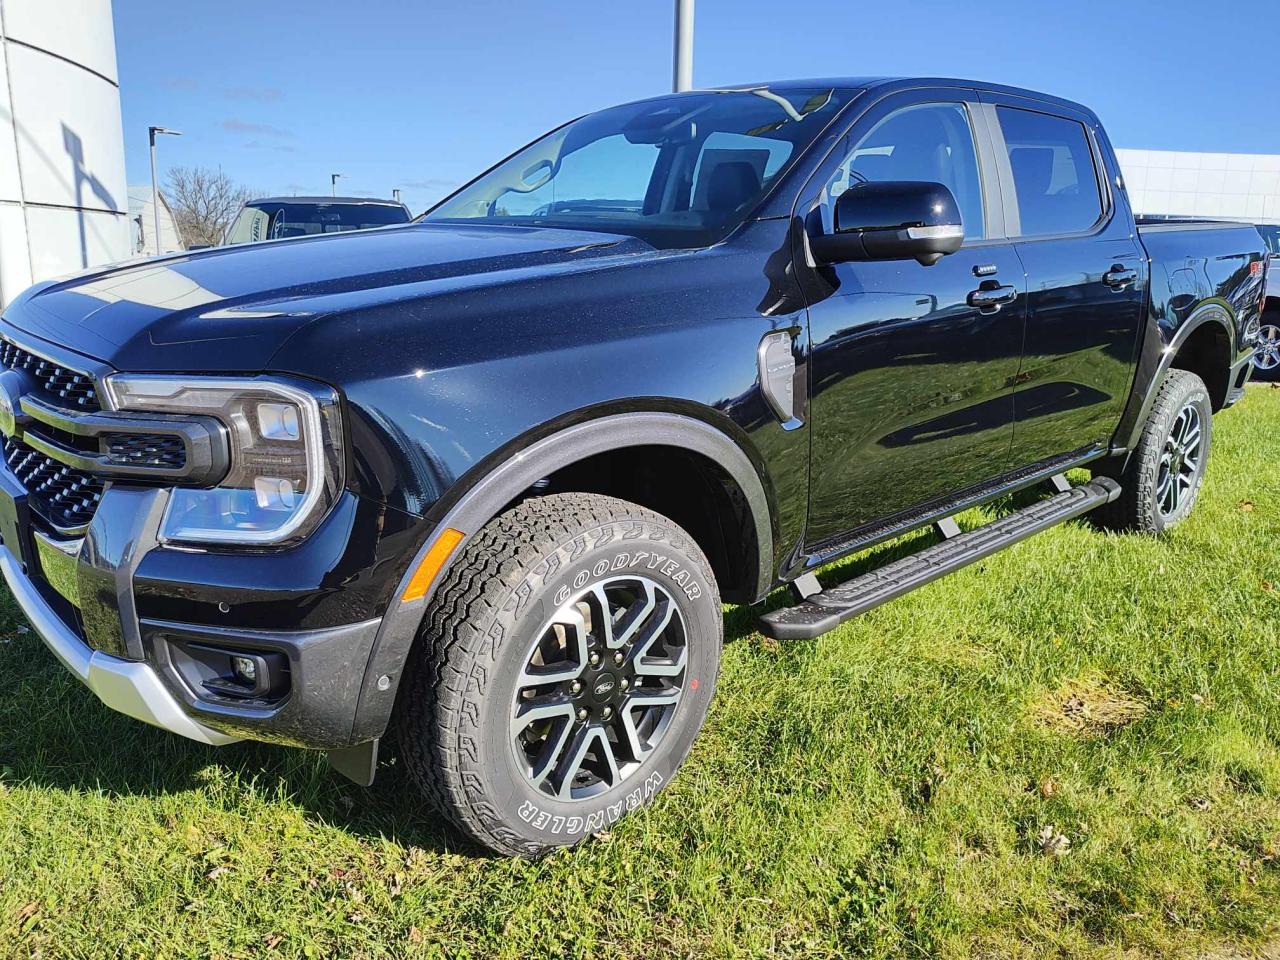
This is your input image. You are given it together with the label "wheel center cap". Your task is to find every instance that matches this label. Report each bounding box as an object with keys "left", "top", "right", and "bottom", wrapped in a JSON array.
[{"left": 591, "top": 672, "right": 619, "bottom": 702}]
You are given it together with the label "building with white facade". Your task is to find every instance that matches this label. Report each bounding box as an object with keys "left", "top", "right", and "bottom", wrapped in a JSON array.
[
  {"left": 0, "top": 0, "right": 129, "bottom": 307},
  {"left": 1116, "top": 147, "right": 1280, "bottom": 240}
]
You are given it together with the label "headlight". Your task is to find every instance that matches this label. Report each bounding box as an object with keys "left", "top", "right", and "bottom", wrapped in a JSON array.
[{"left": 104, "top": 375, "right": 344, "bottom": 546}]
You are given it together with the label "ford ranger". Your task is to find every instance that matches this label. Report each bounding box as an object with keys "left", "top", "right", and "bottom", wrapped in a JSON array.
[{"left": 0, "top": 77, "right": 1265, "bottom": 856}]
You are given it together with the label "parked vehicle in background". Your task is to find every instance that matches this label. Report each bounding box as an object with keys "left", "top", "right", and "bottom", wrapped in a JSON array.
[
  {"left": 1254, "top": 224, "right": 1280, "bottom": 379},
  {"left": 223, "top": 196, "right": 411, "bottom": 245},
  {"left": 0, "top": 77, "right": 1266, "bottom": 857}
]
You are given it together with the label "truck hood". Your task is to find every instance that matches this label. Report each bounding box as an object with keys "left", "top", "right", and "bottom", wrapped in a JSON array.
[{"left": 1, "top": 222, "right": 653, "bottom": 372}]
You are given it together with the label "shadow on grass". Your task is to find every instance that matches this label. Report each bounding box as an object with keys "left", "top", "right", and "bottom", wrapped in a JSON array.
[
  {"left": 720, "top": 473, "right": 1102, "bottom": 647},
  {"left": 0, "top": 479, "right": 1097, "bottom": 855},
  {"left": 0, "top": 636, "right": 492, "bottom": 857}
]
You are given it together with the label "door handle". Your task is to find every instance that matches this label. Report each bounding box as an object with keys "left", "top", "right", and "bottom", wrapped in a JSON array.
[
  {"left": 1102, "top": 265, "right": 1138, "bottom": 290},
  {"left": 967, "top": 281, "right": 1017, "bottom": 313}
]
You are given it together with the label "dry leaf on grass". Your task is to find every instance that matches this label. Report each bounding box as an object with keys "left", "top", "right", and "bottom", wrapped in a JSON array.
[{"left": 1036, "top": 825, "right": 1071, "bottom": 857}]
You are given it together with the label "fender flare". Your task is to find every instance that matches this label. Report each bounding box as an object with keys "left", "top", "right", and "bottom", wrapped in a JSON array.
[
  {"left": 1113, "top": 303, "right": 1234, "bottom": 455},
  {"left": 346, "top": 411, "right": 775, "bottom": 744}
]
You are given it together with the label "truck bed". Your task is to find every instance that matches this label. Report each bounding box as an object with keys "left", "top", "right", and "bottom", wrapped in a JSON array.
[{"left": 1136, "top": 217, "right": 1256, "bottom": 233}]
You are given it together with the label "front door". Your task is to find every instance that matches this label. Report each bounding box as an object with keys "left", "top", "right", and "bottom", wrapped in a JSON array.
[
  {"left": 982, "top": 93, "right": 1146, "bottom": 463},
  {"left": 802, "top": 92, "right": 1027, "bottom": 550}
]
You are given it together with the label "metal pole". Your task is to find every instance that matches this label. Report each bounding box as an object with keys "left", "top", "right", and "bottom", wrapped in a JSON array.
[
  {"left": 149, "top": 128, "right": 159, "bottom": 255},
  {"left": 673, "top": 0, "right": 694, "bottom": 92},
  {"left": 148, "top": 126, "right": 180, "bottom": 254}
]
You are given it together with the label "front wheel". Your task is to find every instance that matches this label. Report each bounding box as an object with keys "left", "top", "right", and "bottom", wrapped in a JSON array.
[
  {"left": 1092, "top": 368, "right": 1212, "bottom": 534},
  {"left": 395, "top": 492, "right": 722, "bottom": 857}
]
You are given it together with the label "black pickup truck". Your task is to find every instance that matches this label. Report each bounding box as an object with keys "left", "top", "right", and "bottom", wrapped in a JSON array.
[{"left": 0, "top": 77, "right": 1265, "bottom": 856}]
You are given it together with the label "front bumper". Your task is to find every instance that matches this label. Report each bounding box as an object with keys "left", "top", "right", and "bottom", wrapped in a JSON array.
[
  {"left": 3, "top": 479, "right": 396, "bottom": 750},
  {"left": 0, "top": 542, "right": 237, "bottom": 745},
  {"left": 0, "top": 325, "right": 425, "bottom": 754}
]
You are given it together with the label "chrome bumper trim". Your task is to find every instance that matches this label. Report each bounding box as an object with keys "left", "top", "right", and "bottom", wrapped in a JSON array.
[{"left": 0, "top": 544, "right": 238, "bottom": 746}]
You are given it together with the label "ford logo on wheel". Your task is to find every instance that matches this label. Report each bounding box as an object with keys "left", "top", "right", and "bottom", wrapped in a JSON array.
[{"left": 593, "top": 676, "right": 615, "bottom": 697}]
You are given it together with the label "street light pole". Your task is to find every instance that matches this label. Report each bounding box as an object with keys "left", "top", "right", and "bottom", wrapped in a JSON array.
[
  {"left": 148, "top": 126, "right": 181, "bottom": 254},
  {"left": 673, "top": 0, "right": 694, "bottom": 92},
  {"left": 331, "top": 173, "right": 344, "bottom": 197}
]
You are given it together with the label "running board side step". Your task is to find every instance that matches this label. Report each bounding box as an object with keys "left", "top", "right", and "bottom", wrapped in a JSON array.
[{"left": 759, "top": 477, "right": 1121, "bottom": 641}]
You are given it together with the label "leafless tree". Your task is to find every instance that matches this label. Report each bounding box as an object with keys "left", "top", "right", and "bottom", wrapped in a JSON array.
[{"left": 163, "top": 166, "right": 253, "bottom": 248}]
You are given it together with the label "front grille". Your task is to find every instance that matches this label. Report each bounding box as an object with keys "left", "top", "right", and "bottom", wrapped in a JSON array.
[
  {"left": 4, "top": 435, "right": 104, "bottom": 529},
  {"left": 103, "top": 432, "right": 187, "bottom": 469},
  {"left": 0, "top": 339, "right": 99, "bottom": 410}
]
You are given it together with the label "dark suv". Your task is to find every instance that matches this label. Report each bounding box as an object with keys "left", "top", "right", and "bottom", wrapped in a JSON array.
[{"left": 0, "top": 78, "right": 1264, "bottom": 856}]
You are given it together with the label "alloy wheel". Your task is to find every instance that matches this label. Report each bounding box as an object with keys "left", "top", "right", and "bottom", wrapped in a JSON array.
[
  {"left": 1254, "top": 324, "right": 1280, "bottom": 372},
  {"left": 1156, "top": 401, "right": 1203, "bottom": 518},
  {"left": 510, "top": 576, "right": 687, "bottom": 801}
]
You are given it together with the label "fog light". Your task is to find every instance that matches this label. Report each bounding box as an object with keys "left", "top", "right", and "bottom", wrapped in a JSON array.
[
  {"left": 231, "top": 655, "right": 257, "bottom": 684},
  {"left": 186, "top": 645, "right": 289, "bottom": 701}
]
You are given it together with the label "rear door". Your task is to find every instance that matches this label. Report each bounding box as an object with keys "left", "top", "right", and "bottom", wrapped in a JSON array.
[
  {"left": 981, "top": 93, "right": 1147, "bottom": 463},
  {"left": 801, "top": 89, "right": 1028, "bottom": 549}
]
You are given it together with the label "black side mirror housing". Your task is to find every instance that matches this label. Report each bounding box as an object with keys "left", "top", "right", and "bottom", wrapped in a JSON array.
[{"left": 810, "top": 180, "right": 965, "bottom": 267}]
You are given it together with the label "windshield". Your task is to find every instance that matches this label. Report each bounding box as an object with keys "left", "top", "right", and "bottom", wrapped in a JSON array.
[
  {"left": 225, "top": 201, "right": 410, "bottom": 244},
  {"left": 423, "top": 87, "right": 856, "bottom": 248}
]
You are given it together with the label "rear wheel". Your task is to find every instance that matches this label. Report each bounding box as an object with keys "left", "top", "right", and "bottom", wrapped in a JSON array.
[
  {"left": 1252, "top": 316, "right": 1280, "bottom": 381},
  {"left": 395, "top": 492, "right": 722, "bottom": 857},
  {"left": 1092, "top": 368, "right": 1212, "bottom": 534}
]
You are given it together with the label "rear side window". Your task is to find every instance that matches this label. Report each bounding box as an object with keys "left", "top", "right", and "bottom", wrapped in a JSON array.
[{"left": 997, "top": 107, "right": 1103, "bottom": 237}]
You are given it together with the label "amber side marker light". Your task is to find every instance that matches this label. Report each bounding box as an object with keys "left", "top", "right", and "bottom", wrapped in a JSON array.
[{"left": 402, "top": 528, "right": 465, "bottom": 602}]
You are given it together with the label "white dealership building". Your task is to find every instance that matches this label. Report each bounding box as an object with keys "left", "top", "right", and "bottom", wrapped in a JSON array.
[
  {"left": 0, "top": 0, "right": 129, "bottom": 308},
  {"left": 1116, "top": 147, "right": 1280, "bottom": 235}
]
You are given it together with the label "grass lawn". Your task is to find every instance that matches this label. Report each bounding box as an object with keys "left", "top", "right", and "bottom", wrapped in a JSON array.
[{"left": 1, "top": 386, "right": 1278, "bottom": 959}]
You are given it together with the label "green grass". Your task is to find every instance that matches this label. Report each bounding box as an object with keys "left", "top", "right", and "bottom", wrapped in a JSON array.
[{"left": 2, "top": 387, "right": 1279, "bottom": 959}]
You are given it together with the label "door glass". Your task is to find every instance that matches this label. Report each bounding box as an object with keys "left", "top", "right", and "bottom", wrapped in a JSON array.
[
  {"left": 996, "top": 107, "right": 1103, "bottom": 237},
  {"left": 825, "top": 102, "right": 986, "bottom": 240}
]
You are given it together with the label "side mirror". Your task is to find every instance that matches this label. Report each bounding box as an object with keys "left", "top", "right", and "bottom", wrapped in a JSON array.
[{"left": 811, "top": 181, "right": 965, "bottom": 266}]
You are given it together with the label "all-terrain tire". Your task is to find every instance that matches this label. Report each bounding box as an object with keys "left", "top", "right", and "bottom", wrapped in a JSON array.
[
  {"left": 1091, "top": 368, "right": 1212, "bottom": 534},
  {"left": 395, "top": 492, "right": 722, "bottom": 857}
]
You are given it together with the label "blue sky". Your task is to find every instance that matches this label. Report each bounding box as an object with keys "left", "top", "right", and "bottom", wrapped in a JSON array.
[{"left": 114, "top": 0, "right": 1276, "bottom": 215}]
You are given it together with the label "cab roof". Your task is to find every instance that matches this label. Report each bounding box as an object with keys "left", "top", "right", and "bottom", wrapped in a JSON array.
[{"left": 708, "top": 77, "right": 1099, "bottom": 123}]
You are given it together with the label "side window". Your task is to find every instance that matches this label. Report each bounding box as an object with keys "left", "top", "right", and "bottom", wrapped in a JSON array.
[
  {"left": 996, "top": 107, "right": 1104, "bottom": 237},
  {"left": 826, "top": 102, "right": 985, "bottom": 240},
  {"left": 225, "top": 207, "right": 268, "bottom": 245}
]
